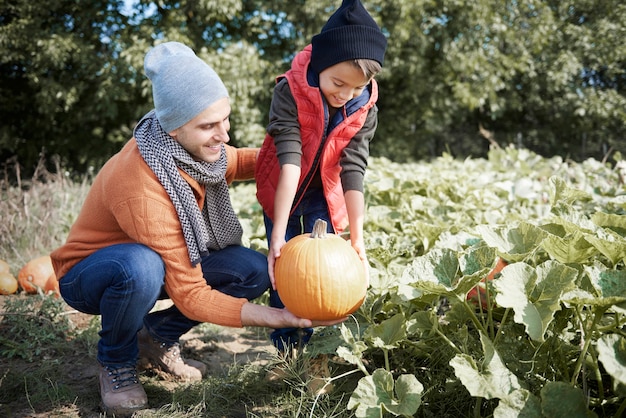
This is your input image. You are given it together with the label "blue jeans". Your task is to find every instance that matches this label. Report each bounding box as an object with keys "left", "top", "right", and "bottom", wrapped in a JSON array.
[
  {"left": 264, "top": 188, "right": 333, "bottom": 351},
  {"left": 59, "top": 243, "right": 269, "bottom": 367}
]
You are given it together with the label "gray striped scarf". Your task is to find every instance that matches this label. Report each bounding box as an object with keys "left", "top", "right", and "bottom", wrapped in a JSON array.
[{"left": 134, "top": 110, "right": 242, "bottom": 266}]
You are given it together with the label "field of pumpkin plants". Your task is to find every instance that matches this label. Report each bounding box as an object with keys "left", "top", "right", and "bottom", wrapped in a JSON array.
[
  {"left": 235, "top": 145, "right": 626, "bottom": 417},
  {"left": 1, "top": 144, "right": 626, "bottom": 417}
]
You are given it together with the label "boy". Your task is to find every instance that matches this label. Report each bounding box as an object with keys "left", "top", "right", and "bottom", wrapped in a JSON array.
[{"left": 255, "top": 0, "right": 387, "bottom": 350}]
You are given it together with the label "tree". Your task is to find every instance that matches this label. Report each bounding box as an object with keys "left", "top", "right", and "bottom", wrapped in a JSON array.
[
  {"left": 371, "top": 0, "right": 626, "bottom": 161},
  {"left": 0, "top": 0, "right": 146, "bottom": 177},
  {"left": 1, "top": 0, "right": 625, "bottom": 178}
]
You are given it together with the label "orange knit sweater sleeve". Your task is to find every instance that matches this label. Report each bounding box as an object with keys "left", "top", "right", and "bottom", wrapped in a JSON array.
[{"left": 224, "top": 144, "right": 258, "bottom": 183}]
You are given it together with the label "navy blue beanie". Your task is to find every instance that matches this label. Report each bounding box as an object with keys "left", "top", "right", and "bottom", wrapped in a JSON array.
[{"left": 310, "top": 0, "right": 387, "bottom": 75}]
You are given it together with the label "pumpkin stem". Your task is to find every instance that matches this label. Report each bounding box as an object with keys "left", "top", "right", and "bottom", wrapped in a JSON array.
[{"left": 310, "top": 219, "right": 328, "bottom": 239}]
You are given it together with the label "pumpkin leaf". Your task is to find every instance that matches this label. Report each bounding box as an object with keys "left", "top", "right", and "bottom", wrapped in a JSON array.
[
  {"left": 541, "top": 230, "right": 597, "bottom": 264},
  {"left": 549, "top": 176, "right": 592, "bottom": 206},
  {"left": 475, "top": 222, "right": 546, "bottom": 262},
  {"left": 493, "top": 261, "right": 577, "bottom": 342},
  {"left": 584, "top": 228, "right": 626, "bottom": 266},
  {"left": 597, "top": 334, "right": 626, "bottom": 389},
  {"left": 347, "top": 368, "right": 424, "bottom": 418},
  {"left": 406, "top": 248, "right": 459, "bottom": 289},
  {"left": 539, "top": 382, "right": 597, "bottom": 418},
  {"left": 493, "top": 388, "right": 542, "bottom": 418},
  {"left": 450, "top": 331, "right": 521, "bottom": 399},
  {"left": 364, "top": 313, "right": 407, "bottom": 350},
  {"left": 591, "top": 211, "right": 626, "bottom": 236},
  {"left": 564, "top": 266, "right": 626, "bottom": 314},
  {"left": 336, "top": 324, "right": 368, "bottom": 367}
]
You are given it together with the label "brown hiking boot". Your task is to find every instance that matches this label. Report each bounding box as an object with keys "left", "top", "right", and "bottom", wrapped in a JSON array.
[
  {"left": 137, "top": 327, "right": 206, "bottom": 382},
  {"left": 99, "top": 364, "right": 148, "bottom": 416}
]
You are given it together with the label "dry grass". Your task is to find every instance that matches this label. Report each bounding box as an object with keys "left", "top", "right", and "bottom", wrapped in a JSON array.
[{"left": 0, "top": 157, "right": 91, "bottom": 272}]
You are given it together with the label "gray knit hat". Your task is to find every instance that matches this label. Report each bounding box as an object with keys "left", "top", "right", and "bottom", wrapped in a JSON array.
[
  {"left": 310, "top": 0, "right": 387, "bottom": 75},
  {"left": 144, "top": 42, "right": 229, "bottom": 133}
]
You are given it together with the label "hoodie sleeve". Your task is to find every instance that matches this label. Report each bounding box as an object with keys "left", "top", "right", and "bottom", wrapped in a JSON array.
[{"left": 340, "top": 105, "right": 378, "bottom": 192}]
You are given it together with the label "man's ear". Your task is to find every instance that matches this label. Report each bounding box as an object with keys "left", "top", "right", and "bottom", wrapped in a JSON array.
[{"left": 168, "top": 129, "right": 178, "bottom": 138}]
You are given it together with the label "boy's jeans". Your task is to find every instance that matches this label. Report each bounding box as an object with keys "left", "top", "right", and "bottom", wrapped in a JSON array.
[{"left": 59, "top": 243, "right": 269, "bottom": 366}]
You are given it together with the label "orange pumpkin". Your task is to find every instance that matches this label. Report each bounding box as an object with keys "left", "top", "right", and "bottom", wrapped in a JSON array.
[
  {"left": 44, "top": 273, "right": 61, "bottom": 298},
  {"left": 467, "top": 257, "right": 508, "bottom": 309},
  {"left": 0, "top": 272, "right": 18, "bottom": 295},
  {"left": 18, "top": 255, "right": 56, "bottom": 294},
  {"left": 274, "top": 219, "right": 367, "bottom": 321},
  {"left": 0, "top": 259, "right": 10, "bottom": 275}
]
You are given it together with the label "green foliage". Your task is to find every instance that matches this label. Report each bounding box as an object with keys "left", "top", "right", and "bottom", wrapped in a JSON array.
[
  {"left": 2, "top": 0, "right": 626, "bottom": 178},
  {"left": 373, "top": 0, "right": 626, "bottom": 162},
  {"left": 336, "top": 146, "right": 626, "bottom": 417}
]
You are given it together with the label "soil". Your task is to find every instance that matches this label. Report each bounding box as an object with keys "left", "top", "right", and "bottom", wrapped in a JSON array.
[{"left": 0, "top": 296, "right": 277, "bottom": 417}]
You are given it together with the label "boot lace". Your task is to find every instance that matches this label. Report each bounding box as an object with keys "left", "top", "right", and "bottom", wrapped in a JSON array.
[
  {"left": 160, "top": 341, "right": 184, "bottom": 363},
  {"left": 105, "top": 365, "right": 140, "bottom": 389}
]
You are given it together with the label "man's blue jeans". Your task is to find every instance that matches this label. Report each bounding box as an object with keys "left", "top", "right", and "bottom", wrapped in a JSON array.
[
  {"left": 59, "top": 243, "right": 269, "bottom": 367},
  {"left": 264, "top": 187, "right": 333, "bottom": 351}
]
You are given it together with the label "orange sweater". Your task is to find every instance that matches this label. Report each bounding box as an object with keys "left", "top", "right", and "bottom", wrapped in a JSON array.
[{"left": 50, "top": 139, "right": 258, "bottom": 327}]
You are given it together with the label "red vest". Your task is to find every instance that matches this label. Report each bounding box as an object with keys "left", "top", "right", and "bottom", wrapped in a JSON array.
[{"left": 255, "top": 45, "right": 378, "bottom": 233}]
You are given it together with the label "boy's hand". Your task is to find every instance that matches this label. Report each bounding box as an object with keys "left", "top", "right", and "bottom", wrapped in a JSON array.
[
  {"left": 352, "top": 242, "right": 370, "bottom": 288},
  {"left": 268, "top": 238, "right": 287, "bottom": 289}
]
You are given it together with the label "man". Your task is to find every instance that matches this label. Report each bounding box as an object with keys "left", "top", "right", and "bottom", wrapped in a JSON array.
[{"left": 50, "top": 42, "right": 342, "bottom": 416}]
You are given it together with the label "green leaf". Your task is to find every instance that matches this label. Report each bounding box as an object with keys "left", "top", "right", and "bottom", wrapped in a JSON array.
[
  {"left": 347, "top": 368, "right": 424, "bottom": 418},
  {"left": 597, "top": 334, "right": 626, "bottom": 389},
  {"left": 493, "top": 261, "right": 577, "bottom": 341},
  {"left": 476, "top": 222, "right": 547, "bottom": 262},
  {"left": 450, "top": 331, "right": 521, "bottom": 399},
  {"left": 540, "top": 381, "right": 597, "bottom": 418},
  {"left": 406, "top": 248, "right": 459, "bottom": 288},
  {"left": 406, "top": 310, "right": 438, "bottom": 337},
  {"left": 591, "top": 212, "right": 626, "bottom": 236},
  {"left": 564, "top": 266, "right": 626, "bottom": 313},
  {"left": 494, "top": 389, "right": 542, "bottom": 418},
  {"left": 549, "top": 177, "right": 592, "bottom": 206},
  {"left": 584, "top": 227, "right": 626, "bottom": 266},
  {"left": 386, "top": 374, "right": 424, "bottom": 416},
  {"left": 364, "top": 314, "right": 407, "bottom": 350},
  {"left": 460, "top": 245, "right": 497, "bottom": 276},
  {"left": 542, "top": 230, "right": 597, "bottom": 264},
  {"left": 336, "top": 324, "right": 368, "bottom": 366}
]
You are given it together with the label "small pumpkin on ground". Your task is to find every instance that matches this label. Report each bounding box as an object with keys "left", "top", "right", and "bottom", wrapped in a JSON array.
[
  {"left": 467, "top": 257, "right": 508, "bottom": 309},
  {"left": 44, "top": 273, "right": 61, "bottom": 298},
  {"left": 274, "top": 219, "right": 367, "bottom": 321},
  {"left": 0, "top": 271, "right": 18, "bottom": 295},
  {"left": 18, "top": 255, "right": 56, "bottom": 294},
  {"left": 0, "top": 259, "right": 11, "bottom": 275}
]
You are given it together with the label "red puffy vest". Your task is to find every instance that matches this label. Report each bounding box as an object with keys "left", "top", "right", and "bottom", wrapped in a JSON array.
[{"left": 255, "top": 45, "right": 378, "bottom": 233}]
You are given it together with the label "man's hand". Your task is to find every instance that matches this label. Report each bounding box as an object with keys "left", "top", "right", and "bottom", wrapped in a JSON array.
[{"left": 241, "top": 303, "right": 347, "bottom": 329}]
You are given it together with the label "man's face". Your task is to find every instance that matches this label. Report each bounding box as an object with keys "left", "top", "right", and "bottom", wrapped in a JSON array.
[
  {"left": 169, "top": 97, "right": 231, "bottom": 163},
  {"left": 319, "top": 61, "right": 371, "bottom": 109}
]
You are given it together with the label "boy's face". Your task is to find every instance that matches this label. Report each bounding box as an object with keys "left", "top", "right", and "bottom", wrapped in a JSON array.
[
  {"left": 318, "top": 61, "right": 371, "bottom": 109},
  {"left": 169, "top": 97, "right": 231, "bottom": 163}
]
